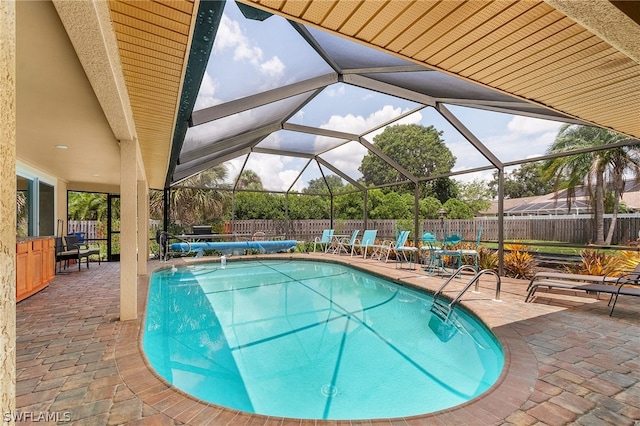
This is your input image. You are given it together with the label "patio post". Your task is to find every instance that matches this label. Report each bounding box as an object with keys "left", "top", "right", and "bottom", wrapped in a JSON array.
[
  {"left": 137, "top": 180, "right": 148, "bottom": 275},
  {"left": 120, "top": 139, "right": 138, "bottom": 321},
  {"left": 0, "top": 0, "right": 16, "bottom": 415},
  {"left": 363, "top": 190, "right": 368, "bottom": 231},
  {"left": 497, "top": 167, "right": 505, "bottom": 276},
  {"left": 414, "top": 183, "right": 420, "bottom": 248}
]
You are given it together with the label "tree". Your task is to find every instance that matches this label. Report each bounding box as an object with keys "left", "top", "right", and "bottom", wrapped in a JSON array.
[
  {"left": 68, "top": 192, "right": 108, "bottom": 221},
  {"left": 489, "top": 162, "right": 554, "bottom": 199},
  {"left": 236, "top": 169, "right": 263, "bottom": 190},
  {"left": 150, "top": 166, "right": 230, "bottom": 232},
  {"left": 543, "top": 125, "right": 640, "bottom": 245},
  {"left": 359, "top": 124, "right": 456, "bottom": 200},
  {"left": 304, "top": 175, "right": 344, "bottom": 194},
  {"left": 442, "top": 198, "right": 473, "bottom": 219},
  {"left": 457, "top": 179, "right": 492, "bottom": 215},
  {"left": 234, "top": 192, "right": 285, "bottom": 219},
  {"left": 334, "top": 190, "right": 364, "bottom": 219},
  {"left": 288, "top": 194, "right": 329, "bottom": 219},
  {"left": 368, "top": 191, "right": 413, "bottom": 219},
  {"left": 419, "top": 196, "right": 443, "bottom": 219}
]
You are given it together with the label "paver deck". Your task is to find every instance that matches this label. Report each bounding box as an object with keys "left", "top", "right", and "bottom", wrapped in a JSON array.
[{"left": 15, "top": 253, "right": 640, "bottom": 425}]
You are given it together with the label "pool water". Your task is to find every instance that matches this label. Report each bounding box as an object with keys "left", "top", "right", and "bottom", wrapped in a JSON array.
[{"left": 143, "top": 260, "right": 504, "bottom": 420}]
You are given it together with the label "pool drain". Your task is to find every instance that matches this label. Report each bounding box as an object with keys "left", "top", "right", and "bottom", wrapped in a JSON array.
[{"left": 321, "top": 384, "right": 338, "bottom": 397}]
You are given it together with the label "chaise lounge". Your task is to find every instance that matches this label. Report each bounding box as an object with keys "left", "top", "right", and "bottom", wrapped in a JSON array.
[{"left": 525, "top": 266, "right": 640, "bottom": 316}]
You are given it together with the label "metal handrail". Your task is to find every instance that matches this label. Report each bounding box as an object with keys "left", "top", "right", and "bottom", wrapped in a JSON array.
[
  {"left": 158, "top": 232, "right": 192, "bottom": 261},
  {"left": 431, "top": 266, "right": 501, "bottom": 319},
  {"left": 432, "top": 265, "right": 478, "bottom": 300},
  {"left": 450, "top": 269, "right": 501, "bottom": 309}
]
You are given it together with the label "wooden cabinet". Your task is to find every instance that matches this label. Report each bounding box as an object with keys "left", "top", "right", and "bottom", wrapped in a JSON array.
[
  {"left": 16, "top": 242, "right": 29, "bottom": 299},
  {"left": 16, "top": 237, "right": 54, "bottom": 302}
]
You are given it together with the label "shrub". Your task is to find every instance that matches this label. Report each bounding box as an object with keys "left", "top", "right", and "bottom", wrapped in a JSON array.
[
  {"left": 503, "top": 243, "right": 536, "bottom": 279},
  {"left": 616, "top": 250, "right": 640, "bottom": 273},
  {"left": 477, "top": 246, "right": 498, "bottom": 271},
  {"left": 565, "top": 249, "right": 621, "bottom": 276}
]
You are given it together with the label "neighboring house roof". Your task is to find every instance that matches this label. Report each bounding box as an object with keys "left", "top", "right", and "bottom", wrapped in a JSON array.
[{"left": 483, "top": 181, "right": 640, "bottom": 215}]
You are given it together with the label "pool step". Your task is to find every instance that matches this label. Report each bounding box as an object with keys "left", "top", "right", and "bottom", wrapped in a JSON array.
[{"left": 430, "top": 298, "right": 452, "bottom": 321}]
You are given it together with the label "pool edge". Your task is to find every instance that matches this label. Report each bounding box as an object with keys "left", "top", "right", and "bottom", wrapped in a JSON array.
[{"left": 116, "top": 254, "right": 536, "bottom": 424}]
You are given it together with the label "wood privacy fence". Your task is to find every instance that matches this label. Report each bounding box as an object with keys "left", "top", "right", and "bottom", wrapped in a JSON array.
[
  {"left": 230, "top": 216, "right": 640, "bottom": 245},
  {"left": 68, "top": 216, "right": 640, "bottom": 246}
]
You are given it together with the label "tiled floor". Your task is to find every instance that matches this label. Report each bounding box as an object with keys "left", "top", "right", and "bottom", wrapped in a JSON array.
[{"left": 15, "top": 253, "right": 640, "bottom": 425}]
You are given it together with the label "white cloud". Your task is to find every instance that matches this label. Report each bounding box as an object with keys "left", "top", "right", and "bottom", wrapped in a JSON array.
[
  {"left": 260, "top": 56, "right": 285, "bottom": 79},
  {"left": 507, "top": 115, "right": 562, "bottom": 135},
  {"left": 214, "top": 14, "right": 284, "bottom": 81},
  {"left": 325, "top": 85, "right": 346, "bottom": 97},
  {"left": 224, "top": 153, "right": 295, "bottom": 192},
  {"left": 450, "top": 115, "right": 564, "bottom": 182},
  {"left": 194, "top": 72, "right": 221, "bottom": 110}
]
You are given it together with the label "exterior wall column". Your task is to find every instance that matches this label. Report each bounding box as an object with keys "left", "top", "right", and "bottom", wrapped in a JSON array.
[
  {"left": 120, "top": 139, "right": 138, "bottom": 320},
  {"left": 0, "top": 0, "right": 16, "bottom": 417},
  {"left": 137, "top": 180, "right": 148, "bottom": 275}
]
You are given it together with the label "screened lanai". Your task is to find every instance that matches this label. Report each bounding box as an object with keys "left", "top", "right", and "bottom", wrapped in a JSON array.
[
  {"left": 161, "top": 0, "right": 638, "bottom": 255},
  {"left": 170, "top": 0, "right": 588, "bottom": 189}
]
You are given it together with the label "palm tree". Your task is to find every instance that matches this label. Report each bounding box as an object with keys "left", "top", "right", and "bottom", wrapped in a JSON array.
[
  {"left": 150, "top": 165, "right": 230, "bottom": 231},
  {"left": 543, "top": 125, "right": 639, "bottom": 245},
  {"left": 67, "top": 192, "right": 108, "bottom": 221}
]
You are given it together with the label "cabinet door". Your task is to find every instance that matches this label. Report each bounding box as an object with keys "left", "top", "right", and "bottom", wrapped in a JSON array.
[
  {"left": 16, "top": 243, "right": 29, "bottom": 300},
  {"left": 43, "top": 238, "right": 55, "bottom": 282},
  {"left": 30, "top": 239, "right": 43, "bottom": 291}
]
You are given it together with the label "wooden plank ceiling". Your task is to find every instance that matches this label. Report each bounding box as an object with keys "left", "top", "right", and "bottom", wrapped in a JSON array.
[
  {"left": 108, "top": 0, "right": 195, "bottom": 189},
  {"left": 242, "top": 0, "right": 640, "bottom": 139}
]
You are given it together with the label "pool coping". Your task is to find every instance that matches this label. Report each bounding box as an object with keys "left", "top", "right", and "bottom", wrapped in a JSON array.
[{"left": 116, "top": 254, "right": 537, "bottom": 424}]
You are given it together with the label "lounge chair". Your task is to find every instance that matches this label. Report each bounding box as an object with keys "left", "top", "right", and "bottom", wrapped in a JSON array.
[
  {"left": 525, "top": 264, "right": 640, "bottom": 316},
  {"left": 313, "top": 229, "right": 334, "bottom": 253},
  {"left": 351, "top": 230, "right": 377, "bottom": 258},
  {"left": 335, "top": 230, "right": 359, "bottom": 255},
  {"left": 381, "top": 230, "right": 417, "bottom": 264}
]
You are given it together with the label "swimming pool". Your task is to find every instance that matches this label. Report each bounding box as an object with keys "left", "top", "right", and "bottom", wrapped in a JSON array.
[{"left": 143, "top": 259, "right": 503, "bottom": 420}]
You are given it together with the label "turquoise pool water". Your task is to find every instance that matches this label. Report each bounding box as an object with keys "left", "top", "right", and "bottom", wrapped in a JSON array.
[{"left": 143, "top": 260, "right": 504, "bottom": 420}]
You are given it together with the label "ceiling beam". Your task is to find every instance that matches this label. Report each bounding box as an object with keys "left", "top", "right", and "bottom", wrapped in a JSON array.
[
  {"left": 190, "top": 73, "right": 338, "bottom": 126},
  {"left": 343, "top": 74, "right": 436, "bottom": 107},
  {"left": 283, "top": 123, "right": 359, "bottom": 141},
  {"left": 436, "top": 103, "right": 504, "bottom": 169},
  {"left": 316, "top": 157, "right": 365, "bottom": 191},
  {"left": 179, "top": 122, "right": 281, "bottom": 163}
]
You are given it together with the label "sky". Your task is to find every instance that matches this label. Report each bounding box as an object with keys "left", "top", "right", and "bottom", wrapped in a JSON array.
[{"left": 192, "top": 1, "right": 565, "bottom": 192}]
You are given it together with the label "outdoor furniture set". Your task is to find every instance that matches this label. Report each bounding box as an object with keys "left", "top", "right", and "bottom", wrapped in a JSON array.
[{"left": 55, "top": 234, "right": 101, "bottom": 273}]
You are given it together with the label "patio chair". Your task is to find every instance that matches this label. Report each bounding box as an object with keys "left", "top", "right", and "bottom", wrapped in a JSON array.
[
  {"left": 459, "top": 225, "right": 482, "bottom": 270},
  {"left": 350, "top": 229, "right": 377, "bottom": 258},
  {"left": 60, "top": 234, "right": 101, "bottom": 271},
  {"left": 335, "top": 230, "right": 359, "bottom": 255},
  {"left": 313, "top": 229, "right": 334, "bottom": 253},
  {"left": 422, "top": 233, "right": 464, "bottom": 276},
  {"left": 390, "top": 230, "right": 418, "bottom": 267},
  {"left": 381, "top": 230, "right": 417, "bottom": 263},
  {"left": 422, "top": 237, "right": 445, "bottom": 275}
]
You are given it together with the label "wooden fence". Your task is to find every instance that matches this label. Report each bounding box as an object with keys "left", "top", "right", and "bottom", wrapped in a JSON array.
[
  {"left": 229, "top": 216, "right": 640, "bottom": 245},
  {"left": 68, "top": 216, "right": 640, "bottom": 246}
]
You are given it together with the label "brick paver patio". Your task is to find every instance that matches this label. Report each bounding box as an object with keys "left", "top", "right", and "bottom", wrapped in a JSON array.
[{"left": 14, "top": 253, "right": 640, "bottom": 425}]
